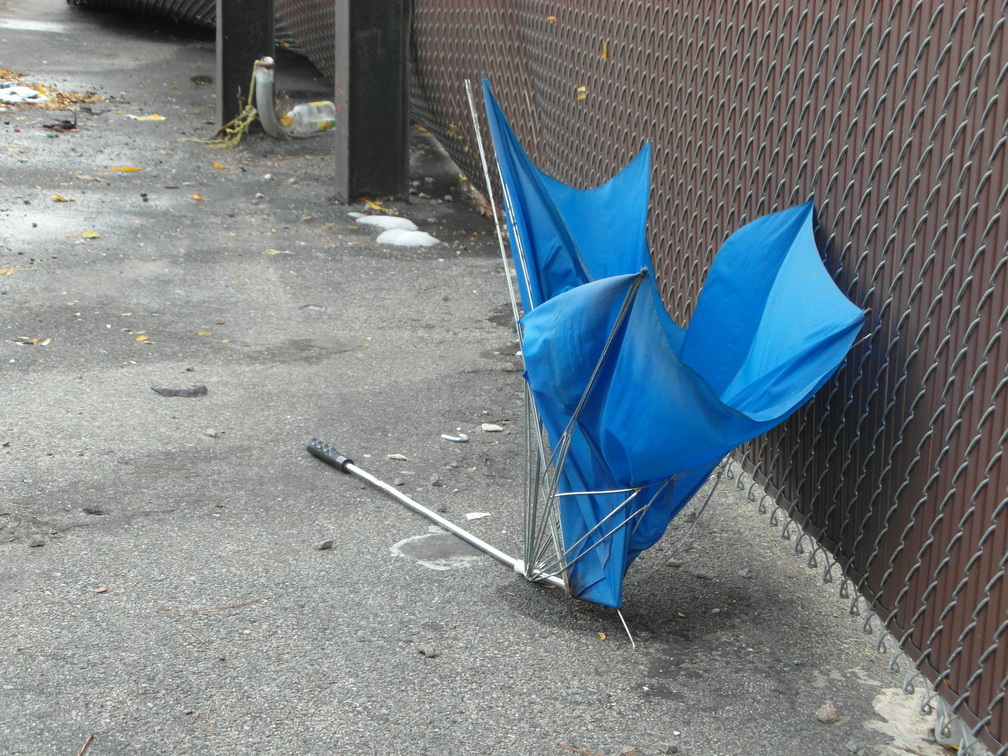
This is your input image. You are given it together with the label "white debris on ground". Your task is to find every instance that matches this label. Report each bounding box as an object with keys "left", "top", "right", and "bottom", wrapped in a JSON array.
[
  {"left": 349, "top": 212, "right": 440, "bottom": 246},
  {"left": 348, "top": 212, "right": 418, "bottom": 231},
  {"left": 376, "top": 228, "right": 440, "bottom": 247},
  {"left": 0, "top": 82, "right": 48, "bottom": 103}
]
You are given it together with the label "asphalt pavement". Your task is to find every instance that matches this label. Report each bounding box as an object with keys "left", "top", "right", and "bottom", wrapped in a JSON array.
[{"left": 0, "top": 2, "right": 958, "bottom": 754}]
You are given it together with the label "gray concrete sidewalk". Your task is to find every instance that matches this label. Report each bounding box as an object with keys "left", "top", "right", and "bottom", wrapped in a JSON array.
[{"left": 1, "top": 2, "right": 950, "bottom": 754}]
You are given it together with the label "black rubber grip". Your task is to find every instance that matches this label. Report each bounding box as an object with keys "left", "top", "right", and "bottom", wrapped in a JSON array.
[{"left": 307, "top": 438, "right": 353, "bottom": 472}]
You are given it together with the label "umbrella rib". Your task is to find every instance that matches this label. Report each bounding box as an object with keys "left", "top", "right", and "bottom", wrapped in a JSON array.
[{"left": 465, "top": 79, "right": 524, "bottom": 323}]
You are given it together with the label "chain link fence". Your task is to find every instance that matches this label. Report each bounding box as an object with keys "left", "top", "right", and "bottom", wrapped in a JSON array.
[{"left": 410, "top": 4, "right": 1007, "bottom": 753}]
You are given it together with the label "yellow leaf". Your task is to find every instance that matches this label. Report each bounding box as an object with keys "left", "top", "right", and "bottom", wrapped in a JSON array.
[
  {"left": 189, "top": 192, "right": 206, "bottom": 201},
  {"left": 597, "top": 632, "right": 607, "bottom": 640},
  {"left": 197, "top": 330, "right": 213, "bottom": 336},
  {"left": 81, "top": 228, "right": 101, "bottom": 239},
  {"left": 575, "top": 86, "right": 588, "bottom": 100},
  {"left": 600, "top": 40, "right": 609, "bottom": 59},
  {"left": 40, "top": 337, "right": 51, "bottom": 346},
  {"left": 135, "top": 335, "right": 148, "bottom": 342},
  {"left": 677, "top": 611, "right": 687, "bottom": 618},
  {"left": 106, "top": 166, "right": 142, "bottom": 172},
  {"left": 363, "top": 198, "right": 384, "bottom": 211},
  {"left": 127, "top": 114, "right": 165, "bottom": 121},
  {"left": 262, "top": 249, "right": 291, "bottom": 255},
  {"left": 52, "top": 193, "right": 74, "bottom": 202},
  {"left": 213, "top": 162, "right": 225, "bottom": 169},
  {"left": 545, "top": 15, "right": 557, "bottom": 22}
]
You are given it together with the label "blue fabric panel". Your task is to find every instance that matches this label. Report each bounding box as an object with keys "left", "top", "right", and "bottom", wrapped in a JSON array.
[
  {"left": 482, "top": 82, "right": 589, "bottom": 309},
  {"left": 537, "top": 145, "right": 653, "bottom": 280}
]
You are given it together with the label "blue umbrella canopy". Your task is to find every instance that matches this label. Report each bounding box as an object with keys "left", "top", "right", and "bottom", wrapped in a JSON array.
[{"left": 483, "top": 81, "right": 865, "bottom": 608}]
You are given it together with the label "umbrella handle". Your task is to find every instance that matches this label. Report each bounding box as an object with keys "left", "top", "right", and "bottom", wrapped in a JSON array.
[{"left": 306, "top": 437, "right": 354, "bottom": 472}]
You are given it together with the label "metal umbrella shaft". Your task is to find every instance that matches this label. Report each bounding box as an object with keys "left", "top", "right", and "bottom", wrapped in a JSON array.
[{"left": 306, "top": 438, "right": 564, "bottom": 590}]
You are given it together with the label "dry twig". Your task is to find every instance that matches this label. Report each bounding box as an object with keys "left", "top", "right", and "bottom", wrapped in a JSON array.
[
  {"left": 76, "top": 734, "right": 95, "bottom": 756},
  {"left": 557, "top": 745, "right": 605, "bottom": 756},
  {"left": 157, "top": 599, "right": 260, "bottom": 613}
]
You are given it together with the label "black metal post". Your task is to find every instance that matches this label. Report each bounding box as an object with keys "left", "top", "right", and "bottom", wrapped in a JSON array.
[
  {"left": 333, "top": 0, "right": 411, "bottom": 202},
  {"left": 216, "top": 0, "right": 275, "bottom": 126}
]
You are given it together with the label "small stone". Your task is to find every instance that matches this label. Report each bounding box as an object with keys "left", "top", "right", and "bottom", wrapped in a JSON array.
[
  {"left": 652, "top": 744, "right": 677, "bottom": 755},
  {"left": 481, "top": 423, "right": 503, "bottom": 432},
  {"left": 205, "top": 429, "right": 218, "bottom": 438},
  {"left": 617, "top": 747, "right": 638, "bottom": 756},
  {"left": 82, "top": 506, "right": 106, "bottom": 516},
  {"left": 27, "top": 536, "right": 46, "bottom": 548},
  {"left": 816, "top": 702, "right": 841, "bottom": 724},
  {"left": 666, "top": 558, "right": 681, "bottom": 567},
  {"left": 738, "top": 568, "right": 751, "bottom": 578},
  {"left": 393, "top": 478, "right": 405, "bottom": 487},
  {"left": 315, "top": 540, "right": 333, "bottom": 551},
  {"left": 430, "top": 474, "right": 443, "bottom": 487},
  {"left": 416, "top": 643, "right": 439, "bottom": 658},
  {"left": 95, "top": 587, "right": 108, "bottom": 594},
  {"left": 443, "top": 194, "right": 453, "bottom": 202},
  {"left": 387, "top": 453, "right": 409, "bottom": 461}
]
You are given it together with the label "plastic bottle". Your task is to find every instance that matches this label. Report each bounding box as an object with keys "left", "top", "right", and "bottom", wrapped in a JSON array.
[{"left": 280, "top": 101, "right": 337, "bottom": 136}]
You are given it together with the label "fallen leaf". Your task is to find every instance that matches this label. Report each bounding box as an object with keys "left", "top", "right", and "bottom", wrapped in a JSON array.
[
  {"left": 677, "top": 611, "right": 687, "bottom": 618},
  {"left": 188, "top": 192, "right": 206, "bottom": 201},
  {"left": 545, "top": 15, "right": 557, "bottom": 22},
  {"left": 127, "top": 113, "right": 166, "bottom": 121},
  {"left": 363, "top": 198, "right": 385, "bottom": 211},
  {"left": 598, "top": 632, "right": 607, "bottom": 640},
  {"left": 95, "top": 587, "right": 108, "bottom": 594},
  {"left": 40, "top": 337, "right": 51, "bottom": 346},
  {"left": 300, "top": 215, "right": 313, "bottom": 221},
  {"left": 575, "top": 86, "right": 588, "bottom": 100},
  {"left": 600, "top": 40, "right": 609, "bottom": 59},
  {"left": 386, "top": 453, "right": 409, "bottom": 461},
  {"left": 51, "top": 193, "right": 74, "bottom": 202},
  {"left": 81, "top": 228, "right": 100, "bottom": 239},
  {"left": 135, "top": 335, "right": 148, "bottom": 342},
  {"left": 465, "top": 512, "right": 491, "bottom": 520},
  {"left": 212, "top": 162, "right": 225, "bottom": 169},
  {"left": 262, "top": 249, "right": 290, "bottom": 255},
  {"left": 197, "top": 330, "right": 213, "bottom": 336},
  {"left": 105, "top": 166, "right": 142, "bottom": 172}
]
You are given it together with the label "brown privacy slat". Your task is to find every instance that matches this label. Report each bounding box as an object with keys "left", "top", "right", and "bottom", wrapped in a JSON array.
[{"left": 67, "top": 1, "right": 1008, "bottom": 751}]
